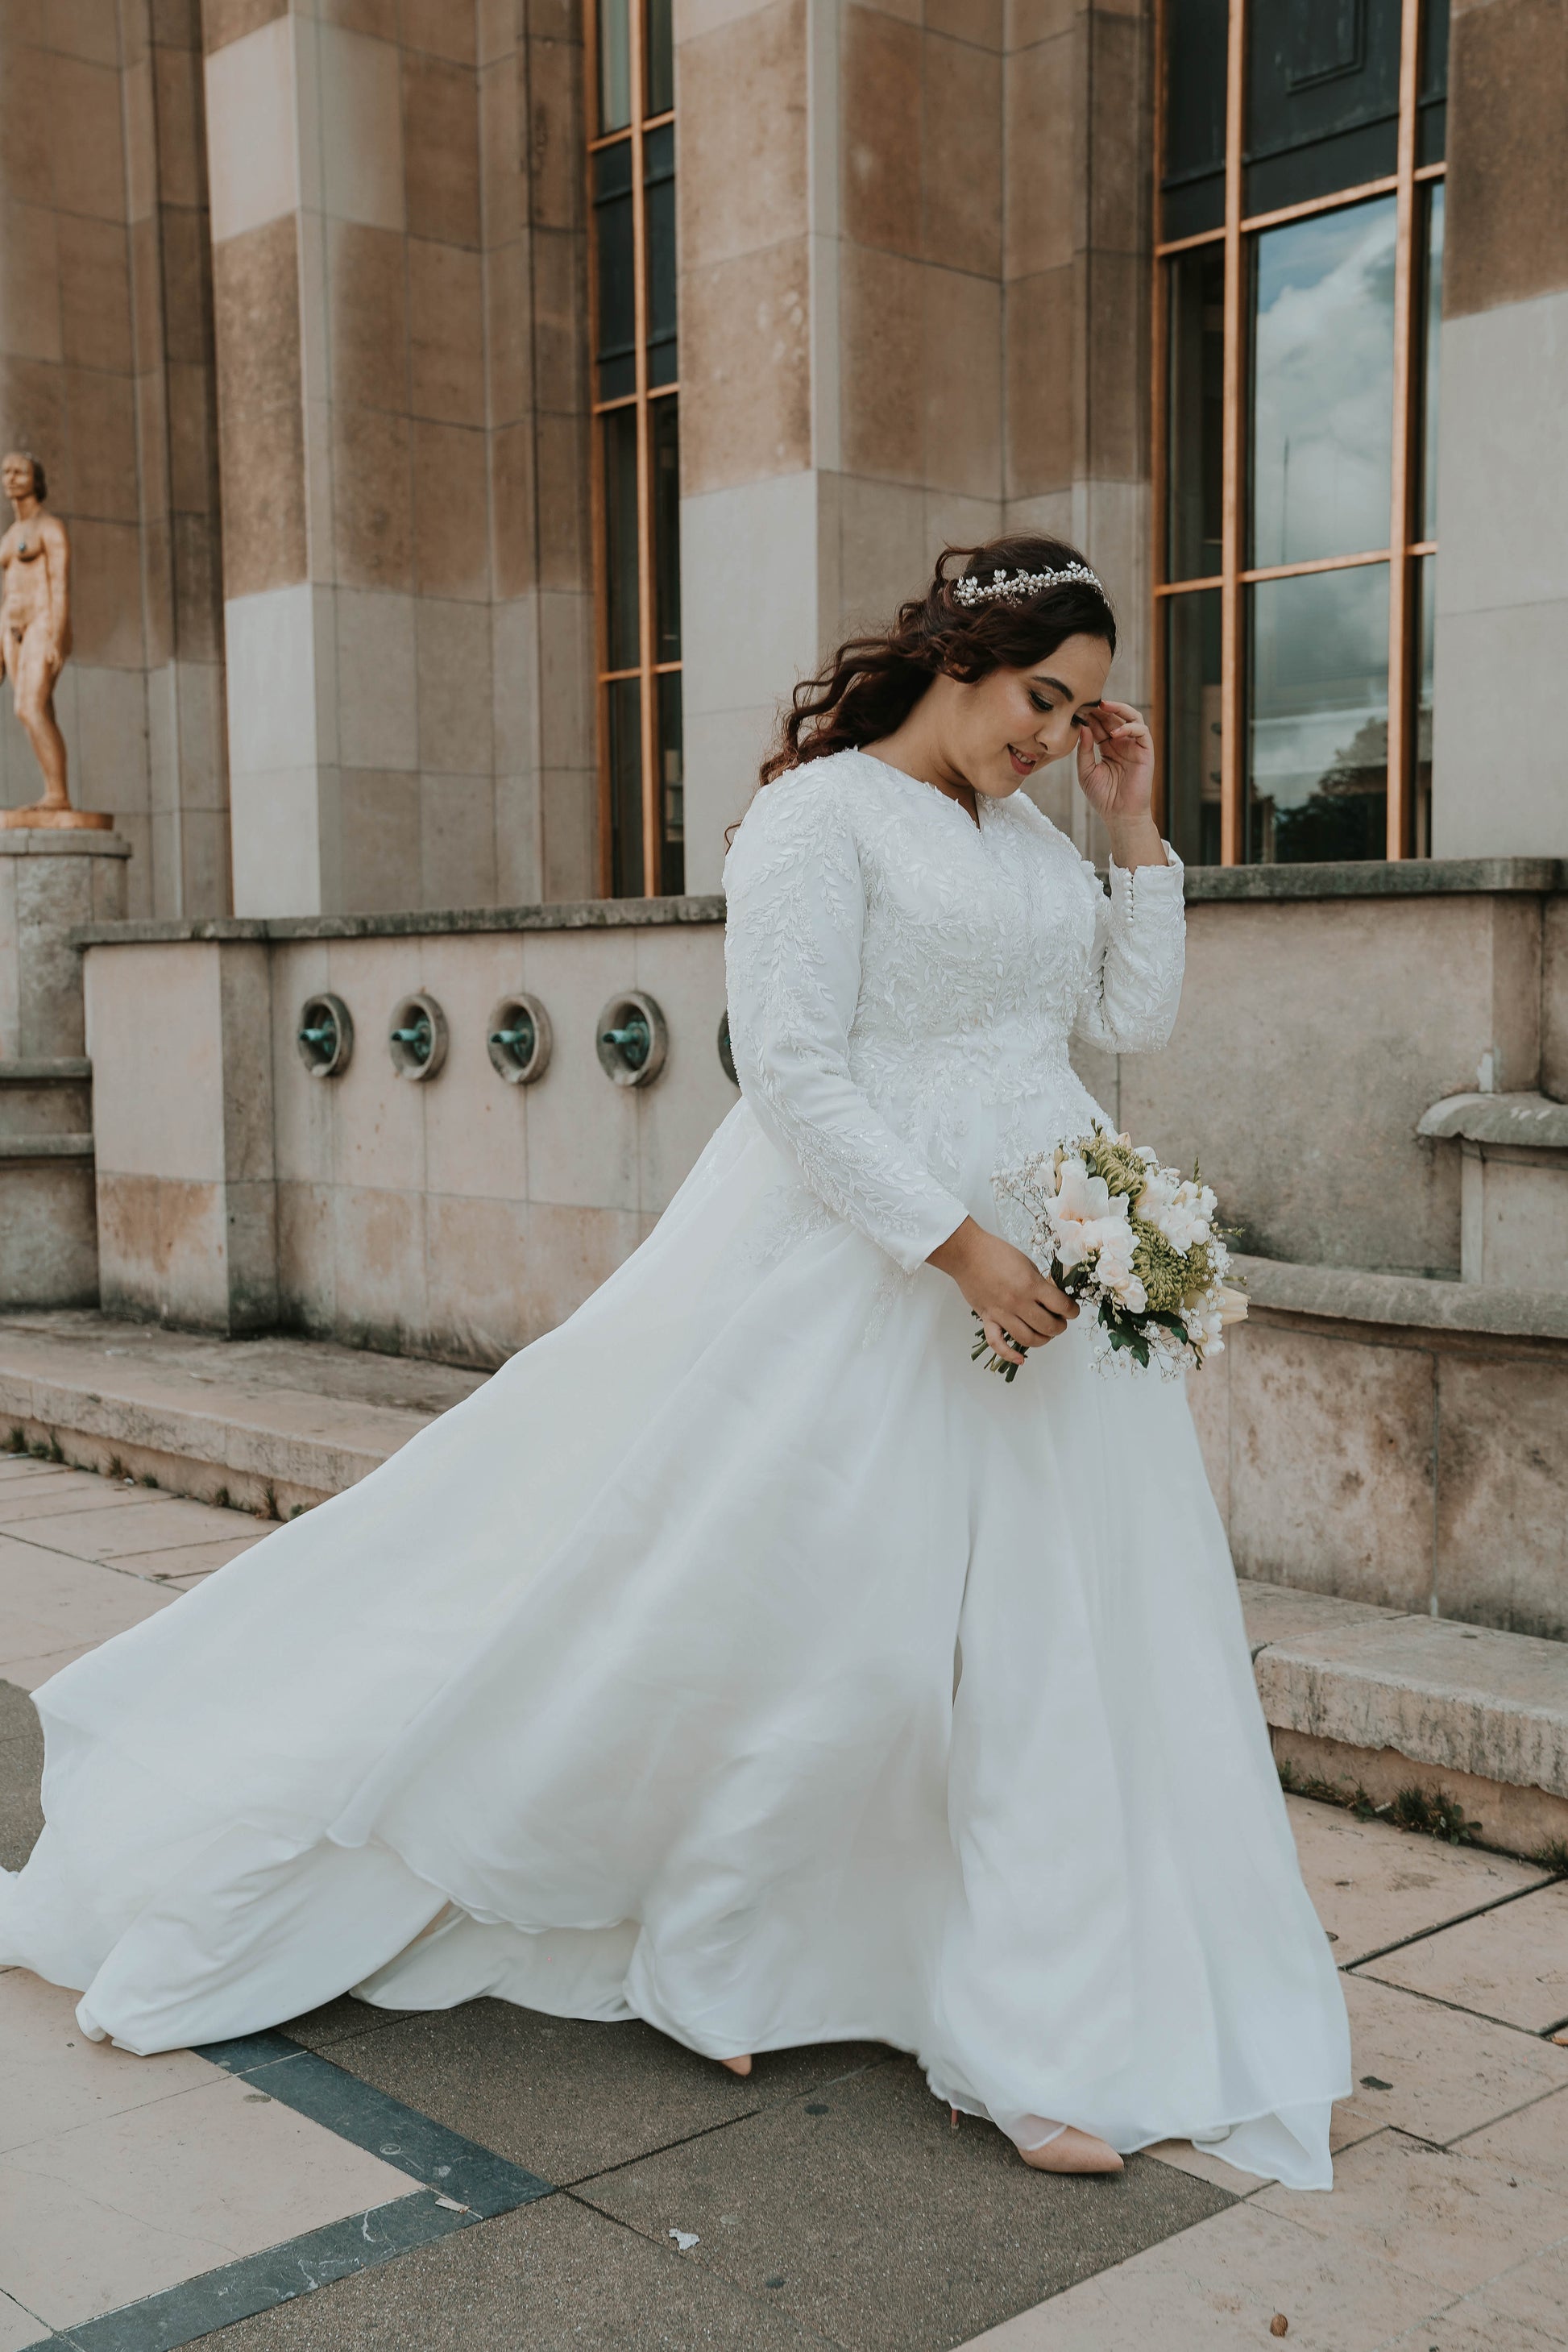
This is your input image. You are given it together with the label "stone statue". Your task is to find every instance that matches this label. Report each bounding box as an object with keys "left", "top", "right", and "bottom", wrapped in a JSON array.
[{"left": 0, "top": 450, "right": 108, "bottom": 830}]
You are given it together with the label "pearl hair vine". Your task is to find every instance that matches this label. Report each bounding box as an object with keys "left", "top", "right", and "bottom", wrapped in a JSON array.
[{"left": 952, "top": 562, "right": 1103, "bottom": 608}]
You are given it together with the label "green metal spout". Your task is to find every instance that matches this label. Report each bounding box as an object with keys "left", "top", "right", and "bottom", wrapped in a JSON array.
[{"left": 600, "top": 1018, "right": 650, "bottom": 1068}]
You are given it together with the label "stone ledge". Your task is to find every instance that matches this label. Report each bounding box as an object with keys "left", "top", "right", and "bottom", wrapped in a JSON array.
[
  {"left": 1417, "top": 1091, "right": 1568, "bottom": 1150},
  {"left": 0, "top": 1059, "right": 91, "bottom": 1083},
  {"left": 1181, "top": 857, "right": 1561, "bottom": 900},
  {"left": 1231, "top": 1253, "right": 1568, "bottom": 1342},
  {"left": 0, "top": 1134, "right": 93, "bottom": 1160},
  {"left": 0, "top": 829, "right": 131, "bottom": 858},
  {"left": 1239, "top": 1578, "right": 1568, "bottom": 1803},
  {"left": 71, "top": 894, "right": 729, "bottom": 948}
]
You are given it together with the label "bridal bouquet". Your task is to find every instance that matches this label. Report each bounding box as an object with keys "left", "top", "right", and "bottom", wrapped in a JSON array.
[{"left": 973, "top": 1126, "right": 1247, "bottom": 1380}]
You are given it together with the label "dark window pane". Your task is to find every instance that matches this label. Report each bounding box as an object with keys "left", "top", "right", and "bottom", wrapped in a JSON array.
[
  {"left": 1250, "top": 195, "right": 1396, "bottom": 566},
  {"left": 1417, "top": 180, "right": 1444, "bottom": 539},
  {"left": 1166, "top": 247, "right": 1225, "bottom": 581},
  {"left": 657, "top": 671, "right": 684, "bottom": 895},
  {"left": 1162, "top": 0, "right": 1228, "bottom": 239},
  {"left": 1247, "top": 562, "right": 1388, "bottom": 862},
  {"left": 593, "top": 141, "right": 636, "bottom": 400},
  {"left": 1414, "top": 550, "right": 1434, "bottom": 855},
  {"left": 608, "top": 676, "right": 645, "bottom": 897},
  {"left": 645, "top": 0, "right": 674, "bottom": 116},
  {"left": 651, "top": 395, "right": 681, "bottom": 661},
  {"left": 1165, "top": 589, "right": 1223, "bottom": 865},
  {"left": 1419, "top": 0, "right": 1449, "bottom": 163},
  {"left": 644, "top": 122, "right": 677, "bottom": 387},
  {"left": 603, "top": 405, "right": 641, "bottom": 671},
  {"left": 598, "top": 0, "right": 631, "bottom": 134},
  {"left": 1244, "top": 0, "right": 1401, "bottom": 214}
]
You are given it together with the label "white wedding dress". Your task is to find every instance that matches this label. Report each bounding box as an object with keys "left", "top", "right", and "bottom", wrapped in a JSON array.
[{"left": 1, "top": 751, "right": 1349, "bottom": 2186}]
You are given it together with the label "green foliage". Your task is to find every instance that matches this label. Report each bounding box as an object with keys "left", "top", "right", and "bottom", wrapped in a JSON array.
[
  {"left": 1278, "top": 1759, "right": 1483, "bottom": 1845},
  {"left": 1387, "top": 1785, "right": 1482, "bottom": 1845},
  {"left": 1533, "top": 1837, "right": 1568, "bottom": 1877},
  {"left": 1276, "top": 1758, "right": 1380, "bottom": 1817}
]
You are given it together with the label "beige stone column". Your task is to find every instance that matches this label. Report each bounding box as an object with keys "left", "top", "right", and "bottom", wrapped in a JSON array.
[
  {"left": 1430, "top": 0, "right": 1568, "bottom": 857},
  {"left": 201, "top": 0, "right": 597, "bottom": 917},
  {"left": 676, "top": 0, "right": 1150, "bottom": 887}
]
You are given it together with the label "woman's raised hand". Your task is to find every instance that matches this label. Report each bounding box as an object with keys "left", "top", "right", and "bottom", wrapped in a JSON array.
[
  {"left": 1074, "top": 699, "right": 1154, "bottom": 823},
  {"left": 927, "top": 1220, "right": 1078, "bottom": 1367}
]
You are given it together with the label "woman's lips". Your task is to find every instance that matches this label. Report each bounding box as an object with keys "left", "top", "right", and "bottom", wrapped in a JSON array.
[{"left": 1008, "top": 745, "right": 1038, "bottom": 775}]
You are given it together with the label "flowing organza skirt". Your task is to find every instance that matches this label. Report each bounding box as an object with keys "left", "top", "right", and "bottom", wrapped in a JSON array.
[{"left": 0, "top": 1098, "right": 1349, "bottom": 2188}]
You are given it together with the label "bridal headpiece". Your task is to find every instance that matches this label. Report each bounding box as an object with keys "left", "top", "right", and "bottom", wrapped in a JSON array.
[{"left": 953, "top": 562, "right": 1103, "bottom": 609}]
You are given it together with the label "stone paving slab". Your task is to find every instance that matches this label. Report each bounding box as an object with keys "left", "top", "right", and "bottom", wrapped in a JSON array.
[
  {"left": 1457, "top": 2085, "right": 1568, "bottom": 2194},
  {"left": 576, "top": 2059, "right": 1231, "bottom": 2352},
  {"left": 1282, "top": 1789, "right": 1547, "bottom": 1963},
  {"left": 303, "top": 1994, "right": 890, "bottom": 2189},
  {"left": 195, "top": 2193, "right": 831, "bottom": 2352},
  {"left": 0, "top": 1977, "right": 417, "bottom": 2337},
  {"left": 1357, "top": 1877, "right": 1568, "bottom": 2032},
  {"left": 1333, "top": 1971, "right": 1568, "bottom": 2146},
  {"left": 960, "top": 2192, "right": 1449, "bottom": 2350}
]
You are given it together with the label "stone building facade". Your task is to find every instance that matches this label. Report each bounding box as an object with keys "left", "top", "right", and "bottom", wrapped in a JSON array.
[
  {"left": 0, "top": 1, "right": 1562, "bottom": 902},
  {"left": 0, "top": 0, "right": 1564, "bottom": 1642}
]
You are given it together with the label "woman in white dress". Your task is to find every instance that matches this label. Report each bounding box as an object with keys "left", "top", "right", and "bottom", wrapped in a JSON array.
[{"left": 0, "top": 537, "right": 1349, "bottom": 2187}]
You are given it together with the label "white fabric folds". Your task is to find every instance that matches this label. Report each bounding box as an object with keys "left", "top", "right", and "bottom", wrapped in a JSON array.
[{"left": 0, "top": 753, "right": 1349, "bottom": 2187}]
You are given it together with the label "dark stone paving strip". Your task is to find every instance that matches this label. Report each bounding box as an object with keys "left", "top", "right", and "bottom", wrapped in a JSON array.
[
  {"left": 21, "top": 2192, "right": 473, "bottom": 2352},
  {"left": 197, "top": 2031, "right": 552, "bottom": 2218}
]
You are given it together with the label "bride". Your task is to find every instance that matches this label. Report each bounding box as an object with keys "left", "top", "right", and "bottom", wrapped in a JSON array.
[{"left": 0, "top": 537, "right": 1349, "bottom": 2186}]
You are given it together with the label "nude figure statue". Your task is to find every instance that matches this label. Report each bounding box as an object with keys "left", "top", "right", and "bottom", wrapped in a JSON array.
[{"left": 0, "top": 450, "right": 108, "bottom": 829}]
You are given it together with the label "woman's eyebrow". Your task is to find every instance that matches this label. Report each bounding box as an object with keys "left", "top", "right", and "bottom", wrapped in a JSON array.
[{"left": 1031, "top": 674, "right": 1105, "bottom": 713}]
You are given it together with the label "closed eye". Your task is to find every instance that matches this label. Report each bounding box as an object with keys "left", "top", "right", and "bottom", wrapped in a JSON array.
[{"left": 1028, "top": 691, "right": 1054, "bottom": 714}]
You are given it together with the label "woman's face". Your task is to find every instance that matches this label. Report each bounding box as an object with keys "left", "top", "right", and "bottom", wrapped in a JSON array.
[{"left": 944, "top": 633, "right": 1114, "bottom": 799}]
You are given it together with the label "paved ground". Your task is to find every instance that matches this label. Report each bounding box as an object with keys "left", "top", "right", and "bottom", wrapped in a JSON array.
[{"left": 0, "top": 1454, "right": 1565, "bottom": 2350}]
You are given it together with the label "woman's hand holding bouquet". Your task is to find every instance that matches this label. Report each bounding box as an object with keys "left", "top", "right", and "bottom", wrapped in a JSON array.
[{"left": 971, "top": 1126, "right": 1247, "bottom": 1381}]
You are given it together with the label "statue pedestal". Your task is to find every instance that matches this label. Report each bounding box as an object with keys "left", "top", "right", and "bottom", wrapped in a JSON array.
[
  {"left": 0, "top": 828, "right": 131, "bottom": 1306},
  {"left": 0, "top": 805, "right": 114, "bottom": 831}
]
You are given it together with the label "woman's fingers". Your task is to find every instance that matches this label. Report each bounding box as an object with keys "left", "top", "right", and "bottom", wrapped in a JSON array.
[{"left": 982, "top": 1317, "right": 1028, "bottom": 1367}]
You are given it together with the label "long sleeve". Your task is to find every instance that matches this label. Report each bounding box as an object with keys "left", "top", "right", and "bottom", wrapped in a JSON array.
[
  {"left": 723, "top": 769, "right": 970, "bottom": 1275},
  {"left": 1072, "top": 848, "right": 1187, "bottom": 1055}
]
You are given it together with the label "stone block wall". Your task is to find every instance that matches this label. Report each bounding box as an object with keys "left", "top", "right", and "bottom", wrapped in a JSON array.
[
  {"left": 201, "top": 0, "right": 597, "bottom": 919},
  {"left": 677, "top": 0, "right": 1153, "bottom": 890},
  {"left": 1191, "top": 1290, "right": 1568, "bottom": 1645},
  {"left": 83, "top": 904, "right": 735, "bottom": 1362}
]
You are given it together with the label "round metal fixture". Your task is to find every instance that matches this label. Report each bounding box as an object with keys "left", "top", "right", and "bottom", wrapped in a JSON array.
[
  {"left": 487, "top": 993, "right": 552, "bottom": 1085},
  {"left": 388, "top": 992, "right": 448, "bottom": 1081},
  {"left": 297, "top": 993, "right": 353, "bottom": 1078},
  {"left": 595, "top": 989, "right": 667, "bottom": 1088},
  {"left": 717, "top": 1010, "right": 737, "bottom": 1086}
]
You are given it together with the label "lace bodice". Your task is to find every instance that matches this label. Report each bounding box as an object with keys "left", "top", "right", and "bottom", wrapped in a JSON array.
[{"left": 723, "top": 749, "right": 1187, "bottom": 1275}]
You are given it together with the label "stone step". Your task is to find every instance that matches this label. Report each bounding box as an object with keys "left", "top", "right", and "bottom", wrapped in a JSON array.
[
  {"left": 1241, "top": 1578, "right": 1568, "bottom": 1862},
  {"left": 0, "top": 1309, "right": 485, "bottom": 1517}
]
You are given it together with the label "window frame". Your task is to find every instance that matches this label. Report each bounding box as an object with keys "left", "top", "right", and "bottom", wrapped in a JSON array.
[
  {"left": 584, "top": 0, "right": 682, "bottom": 898},
  {"left": 1151, "top": 0, "right": 1444, "bottom": 863}
]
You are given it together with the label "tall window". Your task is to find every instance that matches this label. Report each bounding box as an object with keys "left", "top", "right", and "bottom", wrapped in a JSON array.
[
  {"left": 1155, "top": 0, "right": 1447, "bottom": 864},
  {"left": 587, "top": 0, "right": 682, "bottom": 896}
]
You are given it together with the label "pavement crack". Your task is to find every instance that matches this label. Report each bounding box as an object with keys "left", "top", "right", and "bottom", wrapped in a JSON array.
[{"left": 1338, "top": 1873, "right": 1558, "bottom": 1972}]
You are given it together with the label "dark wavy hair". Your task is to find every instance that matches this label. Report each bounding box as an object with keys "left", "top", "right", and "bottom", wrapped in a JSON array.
[{"left": 757, "top": 534, "right": 1116, "bottom": 788}]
